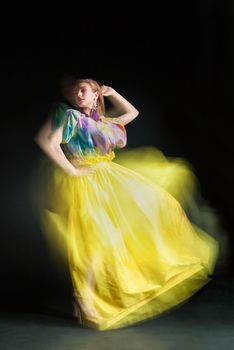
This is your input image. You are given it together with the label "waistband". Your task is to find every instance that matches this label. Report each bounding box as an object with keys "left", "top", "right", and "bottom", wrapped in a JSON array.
[{"left": 68, "top": 151, "right": 115, "bottom": 166}]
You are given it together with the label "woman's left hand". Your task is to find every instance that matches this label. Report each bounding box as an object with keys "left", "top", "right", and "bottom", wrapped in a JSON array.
[{"left": 101, "top": 85, "right": 115, "bottom": 96}]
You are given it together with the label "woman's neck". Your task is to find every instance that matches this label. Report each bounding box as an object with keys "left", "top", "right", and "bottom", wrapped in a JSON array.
[
  {"left": 78, "top": 106, "right": 100, "bottom": 122},
  {"left": 81, "top": 107, "right": 91, "bottom": 116}
]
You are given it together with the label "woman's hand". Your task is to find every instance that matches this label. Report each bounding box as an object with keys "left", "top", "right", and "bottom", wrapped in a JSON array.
[
  {"left": 101, "top": 85, "right": 115, "bottom": 97},
  {"left": 69, "top": 164, "right": 97, "bottom": 177}
]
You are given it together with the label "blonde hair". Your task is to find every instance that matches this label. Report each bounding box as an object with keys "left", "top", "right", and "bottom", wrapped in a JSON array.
[{"left": 60, "top": 75, "right": 105, "bottom": 115}]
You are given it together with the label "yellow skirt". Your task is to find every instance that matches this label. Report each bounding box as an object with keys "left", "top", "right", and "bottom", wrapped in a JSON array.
[{"left": 35, "top": 146, "right": 219, "bottom": 330}]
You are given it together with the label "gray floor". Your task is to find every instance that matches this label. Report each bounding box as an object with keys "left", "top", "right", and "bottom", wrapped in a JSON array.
[{"left": 0, "top": 281, "right": 234, "bottom": 350}]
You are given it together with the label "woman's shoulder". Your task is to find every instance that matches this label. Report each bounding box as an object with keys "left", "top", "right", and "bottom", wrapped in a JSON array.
[
  {"left": 51, "top": 101, "right": 72, "bottom": 112},
  {"left": 100, "top": 116, "right": 124, "bottom": 126},
  {"left": 51, "top": 101, "right": 80, "bottom": 130},
  {"left": 51, "top": 101, "right": 83, "bottom": 119}
]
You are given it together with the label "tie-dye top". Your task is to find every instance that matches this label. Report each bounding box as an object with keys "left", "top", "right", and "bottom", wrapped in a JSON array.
[{"left": 51, "top": 102, "right": 127, "bottom": 161}]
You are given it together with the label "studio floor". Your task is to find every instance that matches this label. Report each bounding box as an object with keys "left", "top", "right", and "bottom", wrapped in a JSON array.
[{"left": 0, "top": 277, "right": 234, "bottom": 350}]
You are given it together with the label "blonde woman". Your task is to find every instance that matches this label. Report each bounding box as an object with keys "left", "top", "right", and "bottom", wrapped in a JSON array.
[{"left": 34, "top": 76, "right": 219, "bottom": 331}]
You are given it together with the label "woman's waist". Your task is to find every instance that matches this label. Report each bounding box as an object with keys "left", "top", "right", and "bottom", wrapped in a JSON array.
[{"left": 67, "top": 151, "right": 115, "bottom": 166}]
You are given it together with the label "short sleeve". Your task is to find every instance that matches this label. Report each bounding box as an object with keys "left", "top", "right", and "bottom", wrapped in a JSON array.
[
  {"left": 101, "top": 116, "right": 127, "bottom": 149},
  {"left": 50, "top": 102, "right": 78, "bottom": 143}
]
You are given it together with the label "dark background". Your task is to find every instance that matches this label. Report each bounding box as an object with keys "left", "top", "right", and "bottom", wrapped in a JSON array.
[{"left": 1, "top": 2, "right": 234, "bottom": 315}]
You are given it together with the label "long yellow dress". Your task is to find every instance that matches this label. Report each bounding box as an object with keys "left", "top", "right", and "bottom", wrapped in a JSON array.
[{"left": 35, "top": 102, "right": 219, "bottom": 330}]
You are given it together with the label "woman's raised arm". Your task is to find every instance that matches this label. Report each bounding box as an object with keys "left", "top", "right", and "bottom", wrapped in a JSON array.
[{"left": 102, "top": 86, "right": 139, "bottom": 126}]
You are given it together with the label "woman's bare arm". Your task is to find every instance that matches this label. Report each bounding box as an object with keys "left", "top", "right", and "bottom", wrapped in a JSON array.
[
  {"left": 102, "top": 86, "right": 139, "bottom": 126},
  {"left": 34, "top": 117, "right": 96, "bottom": 176}
]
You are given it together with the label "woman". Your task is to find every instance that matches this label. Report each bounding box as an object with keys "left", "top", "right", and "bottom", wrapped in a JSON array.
[{"left": 34, "top": 76, "right": 219, "bottom": 331}]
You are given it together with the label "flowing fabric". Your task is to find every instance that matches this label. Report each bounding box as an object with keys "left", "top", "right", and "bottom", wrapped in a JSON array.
[{"left": 34, "top": 102, "right": 219, "bottom": 330}]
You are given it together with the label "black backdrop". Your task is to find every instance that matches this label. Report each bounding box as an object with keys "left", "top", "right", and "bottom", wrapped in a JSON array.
[{"left": 1, "top": 2, "right": 234, "bottom": 313}]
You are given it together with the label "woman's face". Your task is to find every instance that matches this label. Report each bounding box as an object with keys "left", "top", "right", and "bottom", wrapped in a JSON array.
[{"left": 75, "top": 82, "right": 98, "bottom": 109}]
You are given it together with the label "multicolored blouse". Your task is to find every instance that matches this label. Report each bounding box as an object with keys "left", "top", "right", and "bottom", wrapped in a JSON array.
[{"left": 51, "top": 102, "right": 127, "bottom": 163}]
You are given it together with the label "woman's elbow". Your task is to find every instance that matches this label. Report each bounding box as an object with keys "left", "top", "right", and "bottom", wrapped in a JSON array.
[
  {"left": 34, "top": 134, "right": 40, "bottom": 143},
  {"left": 132, "top": 108, "right": 139, "bottom": 119},
  {"left": 34, "top": 135, "right": 57, "bottom": 152},
  {"left": 34, "top": 134, "right": 47, "bottom": 148},
  {"left": 135, "top": 109, "right": 139, "bottom": 117},
  {"left": 34, "top": 134, "right": 42, "bottom": 147}
]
